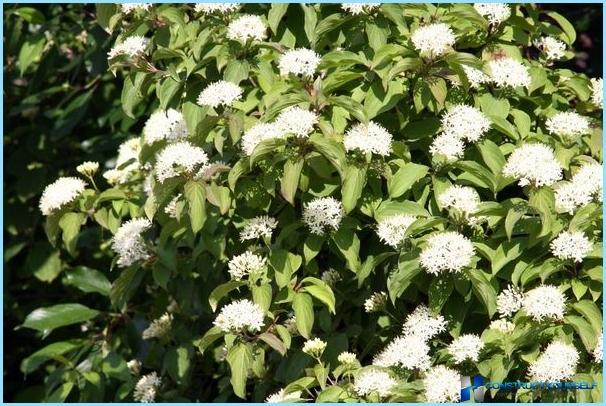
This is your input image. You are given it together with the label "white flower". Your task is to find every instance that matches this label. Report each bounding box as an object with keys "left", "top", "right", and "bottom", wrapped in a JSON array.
[
  {"left": 353, "top": 369, "right": 397, "bottom": 398},
  {"left": 154, "top": 141, "right": 209, "bottom": 183},
  {"left": 489, "top": 319, "right": 515, "bottom": 333},
  {"left": 275, "top": 106, "right": 318, "bottom": 138},
  {"left": 77, "top": 161, "right": 99, "bottom": 176},
  {"left": 591, "top": 78, "right": 603, "bottom": 107},
  {"left": 341, "top": 3, "right": 380, "bottom": 15},
  {"left": 197, "top": 80, "right": 242, "bottom": 109},
  {"left": 239, "top": 216, "right": 278, "bottom": 241},
  {"left": 227, "top": 14, "right": 266, "bottom": 42},
  {"left": 265, "top": 389, "right": 302, "bottom": 403},
  {"left": 116, "top": 138, "right": 142, "bottom": 174},
  {"left": 373, "top": 335, "right": 431, "bottom": 370},
  {"left": 103, "top": 169, "right": 128, "bottom": 185},
  {"left": 142, "top": 313, "right": 173, "bottom": 340},
  {"left": 321, "top": 269, "right": 342, "bottom": 287},
  {"left": 241, "top": 122, "right": 285, "bottom": 155},
  {"left": 278, "top": 48, "right": 321, "bottom": 77},
  {"left": 545, "top": 111, "right": 590, "bottom": 139},
  {"left": 214, "top": 299, "right": 265, "bottom": 333},
  {"left": 302, "top": 338, "right": 327, "bottom": 357},
  {"left": 402, "top": 305, "right": 447, "bottom": 342},
  {"left": 423, "top": 365, "right": 461, "bottom": 403},
  {"left": 164, "top": 194, "right": 182, "bottom": 219},
  {"left": 364, "top": 291, "right": 388, "bottom": 313},
  {"left": 343, "top": 121, "right": 393, "bottom": 156},
  {"left": 488, "top": 57, "right": 531, "bottom": 88},
  {"left": 496, "top": 285, "right": 524, "bottom": 318},
  {"left": 194, "top": 3, "right": 239, "bottom": 14},
  {"left": 439, "top": 185, "right": 481, "bottom": 218},
  {"left": 502, "top": 143, "right": 562, "bottom": 187},
  {"left": 462, "top": 64, "right": 491, "bottom": 88},
  {"left": 594, "top": 331, "right": 603, "bottom": 363},
  {"left": 302, "top": 197, "right": 344, "bottom": 235},
  {"left": 474, "top": 3, "right": 511, "bottom": 25},
  {"left": 39, "top": 177, "right": 87, "bottom": 215},
  {"left": 535, "top": 36, "right": 566, "bottom": 61},
  {"left": 376, "top": 214, "right": 416, "bottom": 248},
  {"left": 111, "top": 218, "right": 152, "bottom": 267},
  {"left": 227, "top": 251, "right": 266, "bottom": 280},
  {"left": 528, "top": 341, "right": 579, "bottom": 381},
  {"left": 133, "top": 372, "right": 161, "bottom": 403},
  {"left": 284, "top": 315, "right": 297, "bottom": 334},
  {"left": 143, "top": 109, "right": 189, "bottom": 145},
  {"left": 108, "top": 36, "right": 149, "bottom": 59},
  {"left": 419, "top": 232, "right": 475, "bottom": 275},
  {"left": 430, "top": 133, "right": 465, "bottom": 162},
  {"left": 411, "top": 23, "right": 456, "bottom": 57},
  {"left": 550, "top": 231, "right": 593, "bottom": 262},
  {"left": 522, "top": 284, "right": 566, "bottom": 321},
  {"left": 447, "top": 334, "right": 484, "bottom": 364},
  {"left": 567, "top": 163, "right": 602, "bottom": 206},
  {"left": 440, "top": 104, "right": 491, "bottom": 142},
  {"left": 120, "top": 3, "right": 151, "bottom": 13},
  {"left": 127, "top": 359, "right": 142, "bottom": 375},
  {"left": 338, "top": 351, "right": 358, "bottom": 364}
]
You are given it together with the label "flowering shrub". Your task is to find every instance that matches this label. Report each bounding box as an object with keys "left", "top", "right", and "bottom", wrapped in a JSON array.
[{"left": 20, "top": 3, "right": 603, "bottom": 403}]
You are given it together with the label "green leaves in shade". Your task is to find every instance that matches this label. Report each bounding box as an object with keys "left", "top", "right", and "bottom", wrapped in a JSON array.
[{"left": 23, "top": 304, "right": 99, "bottom": 334}]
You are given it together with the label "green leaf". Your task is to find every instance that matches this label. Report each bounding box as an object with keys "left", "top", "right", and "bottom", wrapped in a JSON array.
[
  {"left": 293, "top": 292, "right": 314, "bottom": 339},
  {"left": 528, "top": 187, "right": 555, "bottom": 238},
  {"left": 268, "top": 4, "right": 288, "bottom": 34},
  {"left": 226, "top": 343, "right": 253, "bottom": 399},
  {"left": 341, "top": 166, "right": 366, "bottom": 213},
  {"left": 258, "top": 332, "right": 287, "bottom": 356},
  {"left": 102, "top": 351, "right": 131, "bottom": 381},
  {"left": 48, "top": 382, "right": 74, "bottom": 402},
  {"left": 565, "top": 315, "right": 596, "bottom": 353},
  {"left": 58, "top": 212, "right": 85, "bottom": 256},
  {"left": 571, "top": 300, "right": 603, "bottom": 336},
  {"left": 196, "top": 326, "right": 224, "bottom": 354},
  {"left": 309, "top": 134, "right": 346, "bottom": 177},
  {"left": 281, "top": 159, "right": 304, "bottom": 205},
  {"left": 303, "top": 234, "right": 324, "bottom": 264},
  {"left": 269, "top": 250, "right": 302, "bottom": 288},
  {"left": 184, "top": 180, "right": 206, "bottom": 233},
  {"left": 157, "top": 77, "right": 183, "bottom": 110},
  {"left": 388, "top": 163, "right": 428, "bottom": 198},
  {"left": 465, "top": 269, "right": 497, "bottom": 317},
  {"left": 544, "top": 11, "right": 576, "bottom": 44},
  {"left": 250, "top": 138, "right": 286, "bottom": 167},
  {"left": 110, "top": 266, "right": 145, "bottom": 310},
  {"left": 387, "top": 251, "right": 421, "bottom": 302},
  {"left": 428, "top": 278, "right": 453, "bottom": 313},
  {"left": 121, "top": 72, "right": 152, "bottom": 118},
  {"left": 252, "top": 284, "right": 273, "bottom": 312},
  {"left": 13, "top": 7, "right": 46, "bottom": 24},
  {"left": 63, "top": 267, "right": 111, "bottom": 296},
  {"left": 476, "top": 139, "right": 506, "bottom": 175},
  {"left": 209, "top": 281, "right": 246, "bottom": 312},
  {"left": 165, "top": 346, "right": 192, "bottom": 385},
  {"left": 22, "top": 304, "right": 99, "bottom": 334},
  {"left": 332, "top": 227, "right": 361, "bottom": 272},
  {"left": 18, "top": 33, "right": 45, "bottom": 76},
  {"left": 21, "top": 340, "right": 85, "bottom": 374},
  {"left": 301, "top": 277, "right": 336, "bottom": 314},
  {"left": 428, "top": 77, "right": 447, "bottom": 106}
]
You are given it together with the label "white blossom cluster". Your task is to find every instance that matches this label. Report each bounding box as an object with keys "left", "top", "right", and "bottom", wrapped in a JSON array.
[
  {"left": 321, "top": 269, "right": 342, "bottom": 287},
  {"left": 127, "top": 359, "right": 142, "bottom": 375},
  {"left": 227, "top": 251, "right": 266, "bottom": 280},
  {"left": 154, "top": 141, "right": 209, "bottom": 182},
  {"left": 373, "top": 334, "right": 431, "bottom": 370},
  {"left": 473, "top": 3, "right": 511, "bottom": 25},
  {"left": 401, "top": 305, "right": 447, "bottom": 341},
  {"left": 39, "top": 177, "right": 86, "bottom": 215},
  {"left": 142, "top": 313, "right": 173, "bottom": 340},
  {"left": 278, "top": 48, "right": 321, "bottom": 77},
  {"left": 502, "top": 143, "right": 562, "bottom": 187},
  {"left": 120, "top": 3, "right": 151, "bottom": 13},
  {"left": 422, "top": 365, "right": 461, "bottom": 403},
  {"left": 555, "top": 162, "right": 603, "bottom": 213},
  {"left": 535, "top": 36, "right": 566, "bottom": 61},
  {"left": 302, "top": 197, "right": 344, "bottom": 235},
  {"left": 522, "top": 284, "right": 567, "bottom": 321},
  {"left": 239, "top": 216, "right": 278, "bottom": 241},
  {"left": 143, "top": 109, "right": 189, "bottom": 144},
  {"left": 76, "top": 161, "right": 99, "bottom": 176},
  {"left": 528, "top": 341, "right": 579, "bottom": 382},
  {"left": 338, "top": 351, "right": 358, "bottom": 365},
  {"left": 550, "top": 231, "right": 593, "bottom": 262},
  {"left": 462, "top": 65, "right": 491, "bottom": 89},
  {"left": 227, "top": 15, "right": 266, "bottom": 42},
  {"left": 419, "top": 231, "right": 475, "bottom": 275},
  {"left": 545, "top": 111, "right": 590, "bottom": 140},
  {"left": 594, "top": 331, "right": 603, "bottom": 363},
  {"left": 241, "top": 122, "right": 285, "bottom": 156},
  {"left": 275, "top": 106, "right": 318, "bottom": 137},
  {"left": 353, "top": 369, "right": 397, "bottom": 398},
  {"left": 197, "top": 81, "right": 243, "bottom": 109},
  {"left": 108, "top": 36, "right": 149, "bottom": 60},
  {"left": 265, "top": 389, "right": 302, "bottom": 403},
  {"left": 341, "top": 3, "right": 380, "bottom": 15},
  {"left": 302, "top": 338, "right": 327, "bottom": 357},
  {"left": 429, "top": 132, "right": 465, "bottom": 162},
  {"left": 591, "top": 77, "right": 603, "bottom": 107},
  {"left": 411, "top": 23, "right": 456, "bottom": 57},
  {"left": 194, "top": 3, "right": 239, "bottom": 14},
  {"left": 488, "top": 57, "right": 531, "bottom": 88},
  {"left": 343, "top": 121, "right": 393, "bottom": 156},
  {"left": 111, "top": 218, "right": 152, "bottom": 267},
  {"left": 446, "top": 334, "right": 484, "bottom": 364},
  {"left": 105, "top": 138, "right": 142, "bottom": 185},
  {"left": 489, "top": 319, "right": 515, "bottom": 333},
  {"left": 496, "top": 285, "right": 524, "bottom": 318},
  {"left": 376, "top": 214, "right": 416, "bottom": 248},
  {"left": 133, "top": 372, "right": 161, "bottom": 403},
  {"left": 214, "top": 299, "right": 265, "bottom": 333},
  {"left": 364, "top": 291, "right": 387, "bottom": 313},
  {"left": 164, "top": 194, "right": 182, "bottom": 219},
  {"left": 439, "top": 185, "right": 481, "bottom": 222}
]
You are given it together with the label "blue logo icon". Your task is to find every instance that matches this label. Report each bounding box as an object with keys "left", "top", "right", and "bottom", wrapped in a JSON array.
[{"left": 461, "top": 375, "right": 485, "bottom": 402}]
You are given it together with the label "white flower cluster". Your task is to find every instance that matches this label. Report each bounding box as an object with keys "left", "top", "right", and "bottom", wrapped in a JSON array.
[
  {"left": 227, "top": 15, "right": 266, "bottom": 42},
  {"left": 555, "top": 162, "right": 603, "bottom": 214},
  {"left": 489, "top": 319, "right": 515, "bottom": 333},
  {"left": 496, "top": 285, "right": 524, "bottom": 318},
  {"left": 133, "top": 372, "right": 161, "bottom": 403},
  {"left": 265, "top": 389, "right": 302, "bottom": 403},
  {"left": 429, "top": 133, "right": 466, "bottom": 162},
  {"left": 105, "top": 138, "right": 142, "bottom": 185},
  {"left": 120, "top": 3, "right": 151, "bottom": 13},
  {"left": 154, "top": 141, "right": 209, "bottom": 183},
  {"left": 241, "top": 122, "right": 285, "bottom": 155},
  {"left": 440, "top": 104, "right": 491, "bottom": 142},
  {"left": 353, "top": 369, "right": 397, "bottom": 398},
  {"left": 550, "top": 231, "right": 593, "bottom": 262},
  {"left": 423, "top": 365, "right": 461, "bottom": 403},
  {"left": 376, "top": 214, "right": 416, "bottom": 248},
  {"left": 447, "top": 334, "right": 484, "bottom": 364},
  {"left": 275, "top": 106, "right": 318, "bottom": 137},
  {"left": 239, "top": 216, "right": 278, "bottom": 241},
  {"left": 278, "top": 48, "right": 321, "bottom": 77},
  {"left": 338, "top": 351, "right": 358, "bottom": 365},
  {"left": 364, "top": 291, "right": 388, "bottom": 313},
  {"left": 522, "top": 284, "right": 566, "bottom": 321},
  {"left": 591, "top": 77, "right": 603, "bottom": 107},
  {"left": 142, "top": 313, "right": 173, "bottom": 340},
  {"left": 227, "top": 251, "right": 266, "bottom": 280},
  {"left": 545, "top": 111, "right": 590, "bottom": 140},
  {"left": 528, "top": 341, "right": 579, "bottom": 382},
  {"left": 535, "top": 36, "right": 566, "bottom": 61},
  {"left": 76, "top": 161, "right": 99, "bottom": 176},
  {"left": 401, "top": 305, "right": 447, "bottom": 341},
  {"left": 143, "top": 109, "right": 189, "bottom": 144},
  {"left": 343, "top": 121, "right": 393, "bottom": 156},
  {"left": 419, "top": 231, "right": 475, "bottom": 275},
  {"left": 439, "top": 185, "right": 481, "bottom": 221},
  {"left": 488, "top": 57, "right": 531, "bottom": 88},
  {"left": 302, "top": 338, "right": 327, "bottom": 357},
  {"left": 474, "top": 3, "right": 511, "bottom": 25},
  {"left": 462, "top": 65, "right": 491, "bottom": 89},
  {"left": 39, "top": 177, "right": 86, "bottom": 215},
  {"left": 214, "top": 299, "right": 265, "bottom": 333},
  {"left": 302, "top": 197, "right": 344, "bottom": 235},
  {"left": 194, "top": 3, "right": 239, "bottom": 14},
  {"left": 321, "top": 269, "right": 342, "bottom": 287},
  {"left": 502, "top": 143, "right": 562, "bottom": 187},
  {"left": 594, "top": 331, "right": 603, "bottom": 363},
  {"left": 127, "top": 359, "right": 142, "bottom": 375},
  {"left": 111, "top": 218, "right": 152, "bottom": 267},
  {"left": 197, "top": 81, "right": 243, "bottom": 109},
  {"left": 341, "top": 3, "right": 380, "bottom": 15},
  {"left": 373, "top": 334, "right": 431, "bottom": 370},
  {"left": 108, "top": 36, "right": 149, "bottom": 59},
  {"left": 164, "top": 194, "right": 182, "bottom": 219},
  {"left": 411, "top": 23, "right": 456, "bottom": 57}
]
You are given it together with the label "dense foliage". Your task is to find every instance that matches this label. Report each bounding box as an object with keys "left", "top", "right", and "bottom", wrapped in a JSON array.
[{"left": 5, "top": 3, "right": 604, "bottom": 403}]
